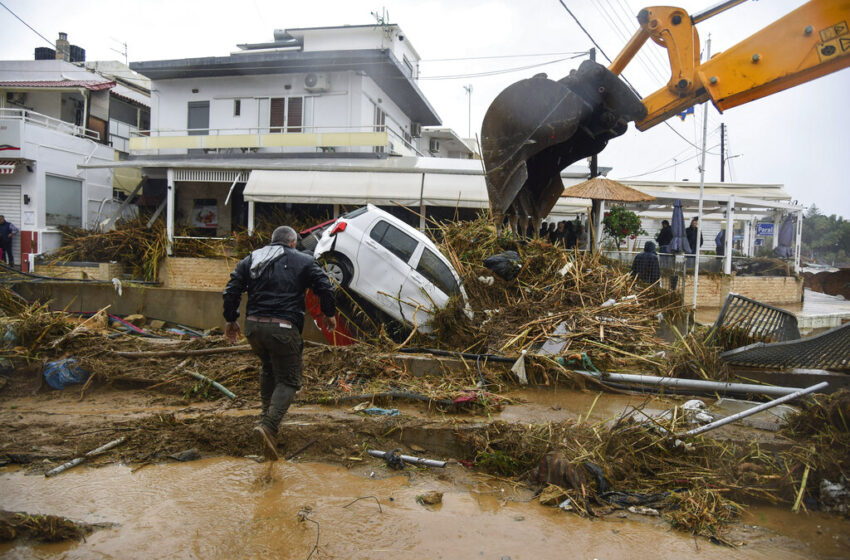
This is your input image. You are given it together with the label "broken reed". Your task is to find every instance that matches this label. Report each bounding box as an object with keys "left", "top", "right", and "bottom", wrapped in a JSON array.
[{"left": 0, "top": 511, "right": 93, "bottom": 543}]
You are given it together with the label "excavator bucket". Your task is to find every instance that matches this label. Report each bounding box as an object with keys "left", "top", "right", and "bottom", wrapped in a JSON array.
[{"left": 482, "top": 60, "right": 647, "bottom": 226}]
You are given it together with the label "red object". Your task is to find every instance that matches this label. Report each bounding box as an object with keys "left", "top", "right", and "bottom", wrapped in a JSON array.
[
  {"left": 300, "top": 219, "right": 336, "bottom": 236},
  {"left": 304, "top": 289, "right": 356, "bottom": 346},
  {"left": 329, "top": 221, "right": 347, "bottom": 236},
  {"left": 20, "top": 230, "right": 37, "bottom": 272}
]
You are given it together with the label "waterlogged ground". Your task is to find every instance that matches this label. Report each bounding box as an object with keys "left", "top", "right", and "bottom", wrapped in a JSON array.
[{"left": 2, "top": 457, "right": 849, "bottom": 560}]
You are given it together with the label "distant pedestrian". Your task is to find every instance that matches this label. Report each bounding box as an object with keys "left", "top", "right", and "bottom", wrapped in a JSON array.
[
  {"left": 539, "top": 221, "right": 548, "bottom": 239},
  {"left": 547, "top": 222, "right": 557, "bottom": 244},
  {"left": 631, "top": 241, "right": 661, "bottom": 284},
  {"left": 0, "top": 215, "right": 18, "bottom": 266},
  {"left": 576, "top": 224, "right": 588, "bottom": 250},
  {"left": 685, "top": 217, "right": 703, "bottom": 255},
  {"left": 222, "top": 225, "right": 336, "bottom": 461},
  {"left": 656, "top": 220, "right": 673, "bottom": 253},
  {"left": 564, "top": 221, "right": 576, "bottom": 249},
  {"left": 715, "top": 229, "right": 726, "bottom": 257}
]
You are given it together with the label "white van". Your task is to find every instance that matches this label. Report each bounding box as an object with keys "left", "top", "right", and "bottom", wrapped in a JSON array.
[{"left": 313, "top": 205, "right": 468, "bottom": 331}]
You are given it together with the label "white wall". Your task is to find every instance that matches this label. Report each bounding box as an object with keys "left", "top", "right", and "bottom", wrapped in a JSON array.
[
  {"left": 296, "top": 26, "right": 420, "bottom": 76},
  {"left": 1, "top": 122, "right": 114, "bottom": 252}
]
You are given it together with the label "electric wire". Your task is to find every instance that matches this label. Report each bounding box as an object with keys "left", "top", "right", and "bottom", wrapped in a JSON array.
[
  {"left": 422, "top": 51, "right": 587, "bottom": 62},
  {"left": 419, "top": 54, "right": 585, "bottom": 80},
  {"left": 619, "top": 142, "right": 721, "bottom": 179},
  {"left": 556, "top": 0, "right": 707, "bottom": 151},
  {"left": 0, "top": 0, "right": 56, "bottom": 50}
]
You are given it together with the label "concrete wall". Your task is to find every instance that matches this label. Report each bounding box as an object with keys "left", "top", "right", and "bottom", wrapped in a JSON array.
[
  {"left": 34, "top": 261, "right": 123, "bottom": 281},
  {"left": 158, "top": 257, "right": 237, "bottom": 291},
  {"left": 684, "top": 274, "right": 803, "bottom": 307},
  {"left": 14, "top": 281, "right": 243, "bottom": 330}
]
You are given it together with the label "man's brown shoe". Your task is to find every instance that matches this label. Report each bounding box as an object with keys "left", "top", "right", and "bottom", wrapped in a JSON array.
[{"left": 254, "top": 425, "right": 280, "bottom": 462}]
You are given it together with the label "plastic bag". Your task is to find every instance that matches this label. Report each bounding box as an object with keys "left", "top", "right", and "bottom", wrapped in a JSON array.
[
  {"left": 43, "top": 358, "right": 90, "bottom": 390},
  {"left": 483, "top": 250, "right": 522, "bottom": 281}
]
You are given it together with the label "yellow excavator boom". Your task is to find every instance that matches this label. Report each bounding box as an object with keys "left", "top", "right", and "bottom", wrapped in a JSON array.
[{"left": 616, "top": 0, "right": 850, "bottom": 130}]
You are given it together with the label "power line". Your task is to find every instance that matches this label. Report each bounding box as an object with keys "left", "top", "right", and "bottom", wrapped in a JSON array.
[
  {"left": 419, "top": 54, "right": 585, "bottom": 80},
  {"left": 422, "top": 51, "right": 587, "bottom": 63},
  {"left": 0, "top": 0, "right": 56, "bottom": 49},
  {"left": 619, "top": 143, "right": 720, "bottom": 179}
]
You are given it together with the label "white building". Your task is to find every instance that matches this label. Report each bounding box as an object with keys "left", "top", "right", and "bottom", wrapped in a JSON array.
[
  {"left": 0, "top": 34, "right": 150, "bottom": 269},
  {"left": 118, "top": 23, "right": 492, "bottom": 247}
]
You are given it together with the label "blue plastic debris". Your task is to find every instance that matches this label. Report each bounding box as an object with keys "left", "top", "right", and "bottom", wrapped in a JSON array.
[
  {"left": 43, "top": 358, "right": 90, "bottom": 390},
  {"left": 362, "top": 407, "right": 401, "bottom": 416}
]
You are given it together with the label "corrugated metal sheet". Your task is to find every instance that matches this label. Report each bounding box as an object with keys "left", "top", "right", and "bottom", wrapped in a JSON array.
[
  {"left": 0, "top": 80, "right": 115, "bottom": 91},
  {"left": 0, "top": 185, "right": 22, "bottom": 264},
  {"left": 173, "top": 169, "right": 245, "bottom": 183}
]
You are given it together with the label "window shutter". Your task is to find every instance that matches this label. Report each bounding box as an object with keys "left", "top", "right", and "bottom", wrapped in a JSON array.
[
  {"left": 270, "top": 98, "right": 284, "bottom": 133},
  {"left": 287, "top": 97, "right": 303, "bottom": 133}
]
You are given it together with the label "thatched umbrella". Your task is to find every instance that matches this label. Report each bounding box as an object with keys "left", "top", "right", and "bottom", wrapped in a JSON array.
[{"left": 561, "top": 177, "right": 655, "bottom": 250}]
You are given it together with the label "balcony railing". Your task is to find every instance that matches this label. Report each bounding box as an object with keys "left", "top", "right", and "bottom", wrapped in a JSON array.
[
  {"left": 128, "top": 124, "right": 423, "bottom": 156},
  {"left": 0, "top": 108, "right": 101, "bottom": 141}
]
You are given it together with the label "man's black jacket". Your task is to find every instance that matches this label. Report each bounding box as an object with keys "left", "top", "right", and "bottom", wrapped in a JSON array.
[
  {"left": 631, "top": 249, "right": 661, "bottom": 284},
  {"left": 222, "top": 243, "right": 335, "bottom": 332}
]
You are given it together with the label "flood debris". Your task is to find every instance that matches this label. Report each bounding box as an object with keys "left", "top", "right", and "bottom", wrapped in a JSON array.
[
  {"left": 0, "top": 511, "right": 100, "bottom": 543},
  {"left": 416, "top": 491, "right": 444, "bottom": 506},
  {"left": 45, "top": 436, "right": 127, "bottom": 477},
  {"left": 367, "top": 449, "right": 447, "bottom": 469}
]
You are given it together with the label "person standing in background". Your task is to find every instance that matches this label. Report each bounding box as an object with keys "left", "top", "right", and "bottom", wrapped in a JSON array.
[{"left": 0, "top": 216, "right": 19, "bottom": 266}]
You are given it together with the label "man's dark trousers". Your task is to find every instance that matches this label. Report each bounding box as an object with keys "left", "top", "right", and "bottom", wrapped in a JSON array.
[
  {"left": 244, "top": 319, "right": 303, "bottom": 435},
  {"left": 0, "top": 240, "right": 13, "bottom": 266}
]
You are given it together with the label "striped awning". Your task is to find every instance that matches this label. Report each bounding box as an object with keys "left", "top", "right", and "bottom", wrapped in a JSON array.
[{"left": 0, "top": 161, "right": 18, "bottom": 175}]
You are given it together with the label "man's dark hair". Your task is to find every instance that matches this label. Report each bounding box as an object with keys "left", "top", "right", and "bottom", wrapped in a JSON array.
[
  {"left": 661, "top": 220, "right": 669, "bottom": 226},
  {"left": 271, "top": 226, "right": 297, "bottom": 245},
  {"left": 644, "top": 240, "right": 656, "bottom": 252}
]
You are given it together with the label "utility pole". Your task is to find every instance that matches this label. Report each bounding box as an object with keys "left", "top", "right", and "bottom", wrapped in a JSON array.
[
  {"left": 588, "top": 48, "right": 598, "bottom": 178},
  {"left": 463, "top": 84, "right": 473, "bottom": 138},
  {"left": 720, "top": 122, "right": 726, "bottom": 182},
  {"left": 692, "top": 36, "right": 711, "bottom": 314}
]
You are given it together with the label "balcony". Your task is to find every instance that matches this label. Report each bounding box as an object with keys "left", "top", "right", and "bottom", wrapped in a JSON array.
[
  {"left": 0, "top": 108, "right": 101, "bottom": 145},
  {"left": 127, "top": 124, "right": 423, "bottom": 157}
]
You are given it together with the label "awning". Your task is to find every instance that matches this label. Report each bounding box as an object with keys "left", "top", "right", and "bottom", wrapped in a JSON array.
[
  {"left": 243, "top": 168, "right": 590, "bottom": 214},
  {"left": 244, "top": 170, "right": 423, "bottom": 206},
  {"left": 0, "top": 161, "right": 18, "bottom": 175}
]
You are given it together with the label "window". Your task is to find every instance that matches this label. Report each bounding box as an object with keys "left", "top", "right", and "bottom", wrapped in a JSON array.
[
  {"left": 374, "top": 104, "right": 386, "bottom": 154},
  {"left": 187, "top": 101, "right": 209, "bottom": 136},
  {"left": 46, "top": 175, "right": 82, "bottom": 227},
  {"left": 233, "top": 99, "right": 241, "bottom": 116},
  {"left": 417, "top": 248, "right": 460, "bottom": 296},
  {"left": 270, "top": 97, "right": 304, "bottom": 133},
  {"left": 369, "top": 220, "right": 417, "bottom": 263}
]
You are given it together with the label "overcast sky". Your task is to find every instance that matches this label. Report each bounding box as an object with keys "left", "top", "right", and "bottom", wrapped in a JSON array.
[{"left": 2, "top": 0, "right": 848, "bottom": 217}]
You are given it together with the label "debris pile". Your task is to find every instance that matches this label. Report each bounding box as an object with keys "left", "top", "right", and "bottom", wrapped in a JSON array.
[{"left": 0, "top": 511, "right": 96, "bottom": 543}]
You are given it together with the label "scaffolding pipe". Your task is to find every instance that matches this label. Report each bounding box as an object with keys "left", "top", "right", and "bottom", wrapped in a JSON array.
[
  {"left": 679, "top": 381, "right": 828, "bottom": 438},
  {"left": 367, "top": 449, "right": 446, "bottom": 468},
  {"left": 574, "top": 369, "right": 808, "bottom": 397}
]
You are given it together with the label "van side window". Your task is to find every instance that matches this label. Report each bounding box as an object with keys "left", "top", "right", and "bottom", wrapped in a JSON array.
[
  {"left": 417, "top": 248, "right": 460, "bottom": 296},
  {"left": 370, "top": 220, "right": 418, "bottom": 263}
]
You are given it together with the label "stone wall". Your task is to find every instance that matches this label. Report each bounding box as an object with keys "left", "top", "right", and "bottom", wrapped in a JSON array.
[
  {"left": 34, "top": 261, "right": 124, "bottom": 281},
  {"left": 158, "top": 257, "right": 236, "bottom": 291},
  {"left": 684, "top": 274, "right": 803, "bottom": 307}
]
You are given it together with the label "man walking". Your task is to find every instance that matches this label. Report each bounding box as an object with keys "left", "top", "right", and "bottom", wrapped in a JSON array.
[
  {"left": 655, "top": 220, "right": 673, "bottom": 254},
  {"left": 0, "top": 215, "right": 18, "bottom": 266},
  {"left": 630, "top": 241, "right": 661, "bottom": 284},
  {"left": 223, "top": 226, "right": 336, "bottom": 461}
]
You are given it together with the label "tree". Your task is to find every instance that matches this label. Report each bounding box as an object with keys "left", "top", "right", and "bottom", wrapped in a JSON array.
[{"left": 602, "top": 205, "right": 646, "bottom": 249}]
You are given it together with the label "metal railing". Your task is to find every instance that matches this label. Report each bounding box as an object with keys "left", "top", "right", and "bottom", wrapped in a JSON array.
[
  {"left": 602, "top": 250, "right": 783, "bottom": 276},
  {"left": 129, "top": 123, "right": 423, "bottom": 157},
  {"left": 0, "top": 108, "right": 101, "bottom": 141}
]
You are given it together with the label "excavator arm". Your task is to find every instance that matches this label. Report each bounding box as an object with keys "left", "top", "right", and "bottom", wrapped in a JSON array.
[
  {"left": 482, "top": 0, "right": 850, "bottom": 226},
  {"left": 619, "top": 0, "right": 850, "bottom": 130}
]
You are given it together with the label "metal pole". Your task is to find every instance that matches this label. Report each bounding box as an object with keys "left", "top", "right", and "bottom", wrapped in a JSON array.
[
  {"left": 691, "top": 36, "right": 711, "bottom": 313},
  {"left": 367, "top": 449, "right": 446, "bottom": 468},
  {"left": 574, "top": 369, "right": 811, "bottom": 398},
  {"left": 589, "top": 48, "right": 598, "bottom": 179},
  {"left": 720, "top": 123, "right": 725, "bottom": 182},
  {"left": 679, "top": 381, "right": 828, "bottom": 438},
  {"left": 166, "top": 168, "right": 175, "bottom": 256},
  {"left": 724, "top": 195, "right": 734, "bottom": 274},
  {"left": 463, "top": 84, "right": 473, "bottom": 138}
]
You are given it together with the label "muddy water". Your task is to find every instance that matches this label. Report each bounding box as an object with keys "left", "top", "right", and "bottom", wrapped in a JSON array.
[
  {"left": 2, "top": 458, "right": 846, "bottom": 559},
  {"left": 497, "top": 387, "right": 681, "bottom": 424}
]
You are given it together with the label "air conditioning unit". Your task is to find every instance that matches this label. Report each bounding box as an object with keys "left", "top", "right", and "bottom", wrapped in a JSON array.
[
  {"left": 429, "top": 138, "right": 440, "bottom": 153},
  {"left": 410, "top": 122, "right": 422, "bottom": 138},
  {"left": 6, "top": 92, "right": 26, "bottom": 105},
  {"left": 304, "top": 73, "right": 330, "bottom": 92}
]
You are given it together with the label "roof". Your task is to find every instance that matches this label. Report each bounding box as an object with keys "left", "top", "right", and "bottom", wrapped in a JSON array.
[
  {"left": 0, "top": 80, "right": 115, "bottom": 91},
  {"left": 562, "top": 177, "right": 656, "bottom": 202},
  {"left": 130, "top": 49, "right": 440, "bottom": 125}
]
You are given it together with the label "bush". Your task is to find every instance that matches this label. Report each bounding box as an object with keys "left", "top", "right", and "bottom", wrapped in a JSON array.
[{"left": 603, "top": 205, "right": 646, "bottom": 248}]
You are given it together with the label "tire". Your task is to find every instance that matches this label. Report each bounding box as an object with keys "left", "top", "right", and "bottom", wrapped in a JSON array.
[{"left": 321, "top": 254, "right": 353, "bottom": 287}]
